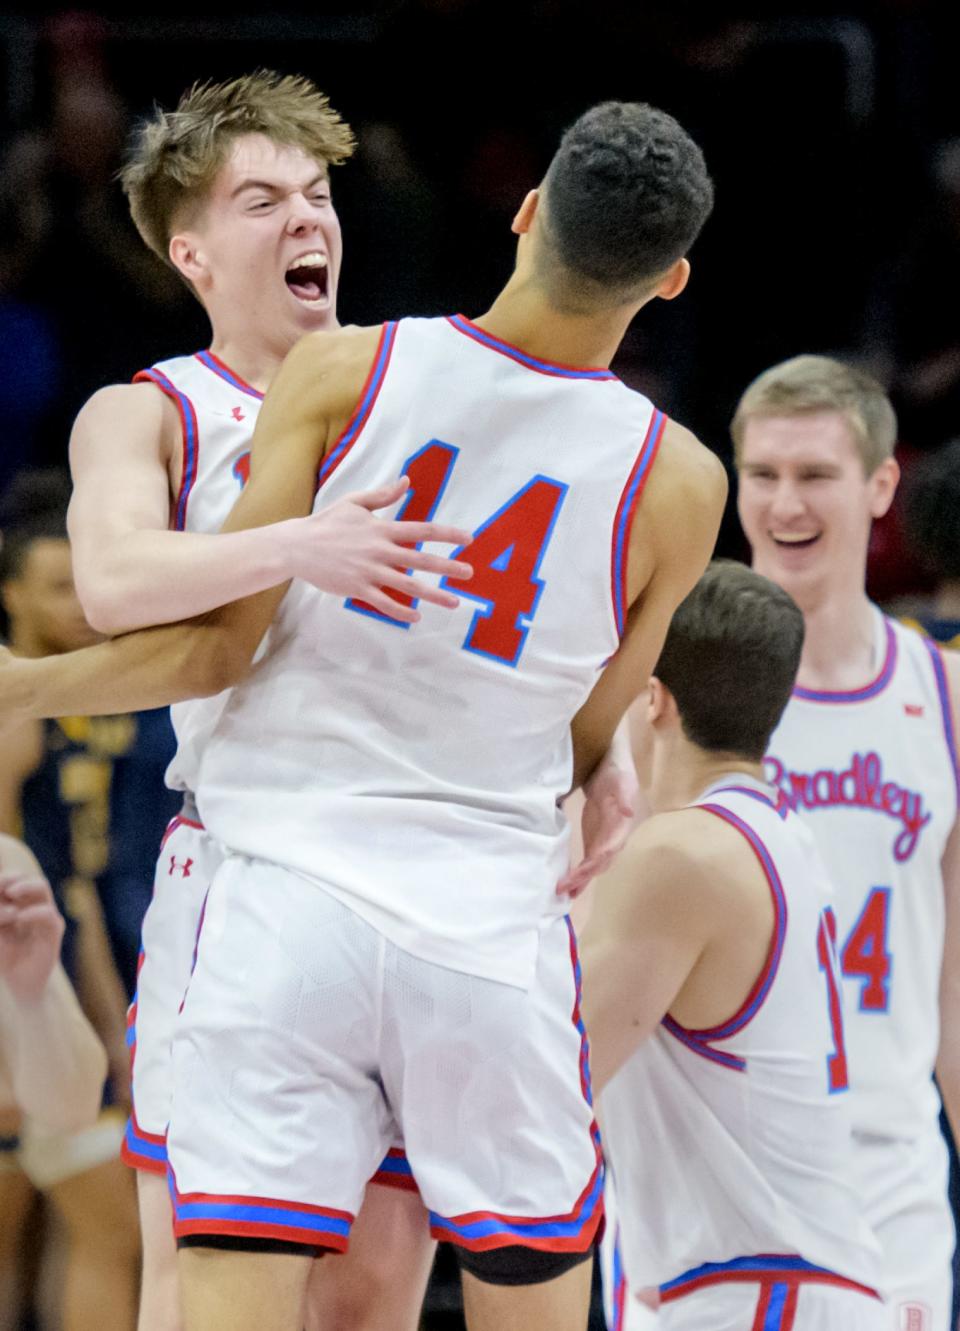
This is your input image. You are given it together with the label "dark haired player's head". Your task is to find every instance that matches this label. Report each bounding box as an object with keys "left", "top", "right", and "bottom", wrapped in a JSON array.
[
  {"left": 0, "top": 497, "right": 96, "bottom": 656},
  {"left": 902, "top": 440, "right": 960, "bottom": 585},
  {"left": 527, "top": 102, "right": 713, "bottom": 314},
  {"left": 654, "top": 561, "right": 804, "bottom": 763}
]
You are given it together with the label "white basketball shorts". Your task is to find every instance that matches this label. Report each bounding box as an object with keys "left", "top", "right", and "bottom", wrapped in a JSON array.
[
  {"left": 658, "top": 1262, "right": 884, "bottom": 1330},
  {"left": 166, "top": 855, "right": 602, "bottom": 1254},
  {"left": 122, "top": 807, "right": 218, "bottom": 1173},
  {"left": 851, "top": 1127, "right": 955, "bottom": 1331}
]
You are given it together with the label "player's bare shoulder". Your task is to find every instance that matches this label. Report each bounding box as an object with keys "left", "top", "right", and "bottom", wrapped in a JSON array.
[
  {"left": 619, "top": 805, "right": 764, "bottom": 927},
  {"left": 258, "top": 324, "right": 388, "bottom": 458},
  {"left": 69, "top": 380, "right": 181, "bottom": 475},
  {"left": 624, "top": 418, "right": 727, "bottom": 606}
]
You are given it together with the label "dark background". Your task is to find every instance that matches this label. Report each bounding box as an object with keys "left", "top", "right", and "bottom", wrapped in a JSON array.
[
  {"left": 1, "top": 1, "right": 959, "bottom": 591},
  {"left": 1, "top": 6, "right": 957, "bottom": 1326}
]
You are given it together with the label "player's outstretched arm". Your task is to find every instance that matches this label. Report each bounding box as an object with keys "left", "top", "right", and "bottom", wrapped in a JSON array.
[
  {"left": 69, "top": 338, "right": 470, "bottom": 635},
  {"left": 936, "top": 650, "right": 960, "bottom": 1141},
  {"left": 0, "top": 836, "right": 107, "bottom": 1132},
  {"left": 0, "top": 329, "right": 472, "bottom": 721},
  {"left": 570, "top": 421, "right": 726, "bottom": 790}
]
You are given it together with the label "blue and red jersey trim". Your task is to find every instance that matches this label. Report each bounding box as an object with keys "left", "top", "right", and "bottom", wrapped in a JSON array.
[
  {"left": 446, "top": 314, "right": 618, "bottom": 381},
  {"left": 430, "top": 916, "right": 603, "bottom": 1253},
  {"left": 610, "top": 1225, "right": 627, "bottom": 1331},
  {"left": 660, "top": 1254, "right": 880, "bottom": 1305},
  {"left": 194, "top": 350, "right": 264, "bottom": 400},
  {"left": 169, "top": 1169, "right": 354, "bottom": 1251},
  {"left": 371, "top": 1147, "right": 418, "bottom": 1193},
  {"left": 317, "top": 322, "right": 398, "bottom": 489},
  {"left": 711, "top": 784, "right": 791, "bottom": 820},
  {"left": 159, "top": 810, "right": 205, "bottom": 853},
  {"left": 662, "top": 804, "right": 788, "bottom": 1071},
  {"left": 611, "top": 410, "right": 667, "bottom": 637},
  {"left": 121, "top": 1109, "right": 168, "bottom": 1176},
  {"left": 133, "top": 368, "right": 199, "bottom": 532},
  {"left": 923, "top": 636, "right": 960, "bottom": 810},
  {"left": 793, "top": 618, "right": 897, "bottom": 704}
]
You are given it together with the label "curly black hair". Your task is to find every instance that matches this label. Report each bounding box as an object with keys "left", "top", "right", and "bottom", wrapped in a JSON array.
[{"left": 541, "top": 101, "right": 714, "bottom": 297}]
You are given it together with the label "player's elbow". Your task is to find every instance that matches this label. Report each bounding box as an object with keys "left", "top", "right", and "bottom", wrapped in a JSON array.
[
  {"left": 183, "top": 629, "right": 251, "bottom": 698},
  {"left": 75, "top": 573, "right": 140, "bottom": 637}
]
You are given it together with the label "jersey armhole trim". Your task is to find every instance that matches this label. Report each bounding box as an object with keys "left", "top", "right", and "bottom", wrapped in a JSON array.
[
  {"left": 317, "top": 322, "right": 398, "bottom": 492},
  {"left": 610, "top": 410, "right": 667, "bottom": 638},
  {"left": 662, "top": 802, "right": 788, "bottom": 1057},
  {"left": 923, "top": 636, "right": 960, "bottom": 810},
  {"left": 133, "top": 368, "right": 200, "bottom": 532}
]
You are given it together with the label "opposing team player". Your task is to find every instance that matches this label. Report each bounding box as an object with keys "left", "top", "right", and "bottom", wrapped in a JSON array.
[
  {"left": 65, "top": 72, "right": 474, "bottom": 1331},
  {"left": 581, "top": 561, "right": 883, "bottom": 1330},
  {"left": 735, "top": 357, "right": 960, "bottom": 1330},
  {"left": 0, "top": 100, "right": 726, "bottom": 1329}
]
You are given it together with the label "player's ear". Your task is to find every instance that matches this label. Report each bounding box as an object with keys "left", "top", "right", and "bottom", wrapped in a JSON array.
[
  {"left": 654, "top": 257, "right": 690, "bottom": 302},
  {"left": 169, "top": 232, "right": 208, "bottom": 287},
  {"left": 511, "top": 189, "right": 539, "bottom": 236},
  {"left": 867, "top": 455, "right": 900, "bottom": 520},
  {"left": 647, "top": 677, "right": 667, "bottom": 724}
]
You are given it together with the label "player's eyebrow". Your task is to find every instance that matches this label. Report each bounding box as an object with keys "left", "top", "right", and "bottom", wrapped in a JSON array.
[{"left": 231, "top": 174, "right": 329, "bottom": 198}]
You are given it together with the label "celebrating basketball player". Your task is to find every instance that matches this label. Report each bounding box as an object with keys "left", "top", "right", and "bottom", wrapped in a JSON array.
[
  {"left": 0, "top": 99, "right": 726, "bottom": 1329},
  {"left": 737, "top": 357, "right": 960, "bottom": 1331}
]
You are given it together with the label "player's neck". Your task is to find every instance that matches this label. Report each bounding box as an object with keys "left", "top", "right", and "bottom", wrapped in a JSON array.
[
  {"left": 652, "top": 744, "right": 766, "bottom": 813},
  {"left": 797, "top": 589, "right": 878, "bottom": 692},
  {"left": 204, "top": 329, "right": 291, "bottom": 395},
  {"left": 474, "top": 280, "right": 633, "bottom": 370}
]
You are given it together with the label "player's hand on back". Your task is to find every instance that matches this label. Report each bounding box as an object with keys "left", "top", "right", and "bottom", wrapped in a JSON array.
[
  {"left": 558, "top": 754, "right": 640, "bottom": 899},
  {"left": 0, "top": 874, "right": 65, "bottom": 1005},
  {"left": 285, "top": 475, "right": 473, "bottom": 625}
]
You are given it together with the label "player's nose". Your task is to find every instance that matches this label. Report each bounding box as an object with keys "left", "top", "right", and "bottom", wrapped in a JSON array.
[
  {"left": 285, "top": 194, "right": 320, "bottom": 234},
  {"left": 769, "top": 481, "right": 806, "bottom": 521}
]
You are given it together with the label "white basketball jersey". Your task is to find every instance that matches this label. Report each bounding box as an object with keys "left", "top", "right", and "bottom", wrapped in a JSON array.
[
  {"left": 601, "top": 781, "right": 881, "bottom": 1296},
  {"left": 134, "top": 352, "right": 262, "bottom": 793},
  {"left": 766, "top": 611, "right": 959, "bottom": 1139},
  {"left": 198, "top": 315, "right": 666, "bottom": 987}
]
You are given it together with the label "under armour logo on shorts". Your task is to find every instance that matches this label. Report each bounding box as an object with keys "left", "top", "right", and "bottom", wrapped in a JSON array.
[{"left": 169, "top": 856, "right": 194, "bottom": 878}]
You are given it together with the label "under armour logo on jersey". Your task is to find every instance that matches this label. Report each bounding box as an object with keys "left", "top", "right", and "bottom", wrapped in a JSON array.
[
  {"left": 169, "top": 856, "right": 194, "bottom": 878},
  {"left": 233, "top": 453, "right": 251, "bottom": 489},
  {"left": 231, "top": 405, "right": 245, "bottom": 422},
  {"left": 904, "top": 703, "right": 924, "bottom": 717}
]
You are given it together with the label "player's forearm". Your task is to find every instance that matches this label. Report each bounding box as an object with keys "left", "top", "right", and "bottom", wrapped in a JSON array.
[
  {"left": 3, "top": 617, "right": 239, "bottom": 720},
  {"left": 77, "top": 523, "right": 300, "bottom": 635},
  {"left": 936, "top": 999, "right": 960, "bottom": 1143},
  {"left": 5, "top": 967, "right": 107, "bottom": 1131}
]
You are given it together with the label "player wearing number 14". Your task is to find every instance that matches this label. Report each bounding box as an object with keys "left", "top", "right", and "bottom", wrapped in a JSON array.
[{"left": 736, "top": 357, "right": 960, "bottom": 1331}]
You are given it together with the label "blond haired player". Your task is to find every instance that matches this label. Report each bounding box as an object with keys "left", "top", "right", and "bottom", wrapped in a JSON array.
[
  {"left": 64, "top": 71, "right": 477, "bottom": 1331},
  {"left": 735, "top": 357, "right": 960, "bottom": 1330},
  {"left": 0, "top": 100, "right": 725, "bottom": 1330}
]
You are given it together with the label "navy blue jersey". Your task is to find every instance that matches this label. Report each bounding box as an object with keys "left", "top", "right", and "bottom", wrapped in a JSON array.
[
  {"left": 98, "top": 708, "right": 180, "bottom": 994},
  {"left": 20, "top": 714, "right": 137, "bottom": 983}
]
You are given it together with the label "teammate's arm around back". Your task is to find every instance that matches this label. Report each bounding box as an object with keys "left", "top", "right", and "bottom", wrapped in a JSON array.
[
  {"left": 0, "top": 329, "right": 471, "bottom": 721},
  {"left": 570, "top": 419, "right": 726, "bottom": 789},
  {"left": 935, "top": 649, "right": 960, "bottom": 1141},
  {"left": 0, "top": 834, "right": 107, "bottom": 1132}
]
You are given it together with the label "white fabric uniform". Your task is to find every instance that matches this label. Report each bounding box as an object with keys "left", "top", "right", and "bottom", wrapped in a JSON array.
[
  {"left": 766, "top": 612, "right": 959, "bottom": 1330},
  {"left": 122, "top": 351, "right": 262, "bottom": 1168},
  {"left": 600, "top": 781, "right": 883, "bottom": 1330},
  {"left": 167, "top": 861, "right": 601, "bottom": 1252},
  {"left": 198, "top": 314, "right": 666, "bottom": 989},
  {"left": 173, "top": 314, "right": 666, "bottom": 1246}
]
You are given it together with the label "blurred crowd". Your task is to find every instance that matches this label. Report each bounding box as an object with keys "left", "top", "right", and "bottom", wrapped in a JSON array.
[{"left": 1, "top": 3, "right": 960, "bottom": 1327}]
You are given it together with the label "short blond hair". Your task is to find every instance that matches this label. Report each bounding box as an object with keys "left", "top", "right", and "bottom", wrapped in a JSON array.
[
  {"left": 121, "top": 70, "right": 356, "bottom": 264},
  {"left": 731, "top": 354, "right": 897, "bottom": 475}
]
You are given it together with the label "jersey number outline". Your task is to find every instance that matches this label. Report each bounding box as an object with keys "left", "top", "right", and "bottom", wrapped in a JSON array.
[
  {"left": 840, "top": 886, "right": 892, "bottom": 1012},
  {"left": 817, "top": 906, "right": 849, "bottom": 1093},
  {"left": 346, "top": 439, "right": 567, "bottom": 668}
]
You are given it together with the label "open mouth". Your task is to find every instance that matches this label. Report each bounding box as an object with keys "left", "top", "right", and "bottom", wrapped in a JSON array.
[
  {"left": 772, "top": 533, "right": 821, "bottom": 551},
  {"left": 285, "top": 251, "right": 329, "bottom": 304}
]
